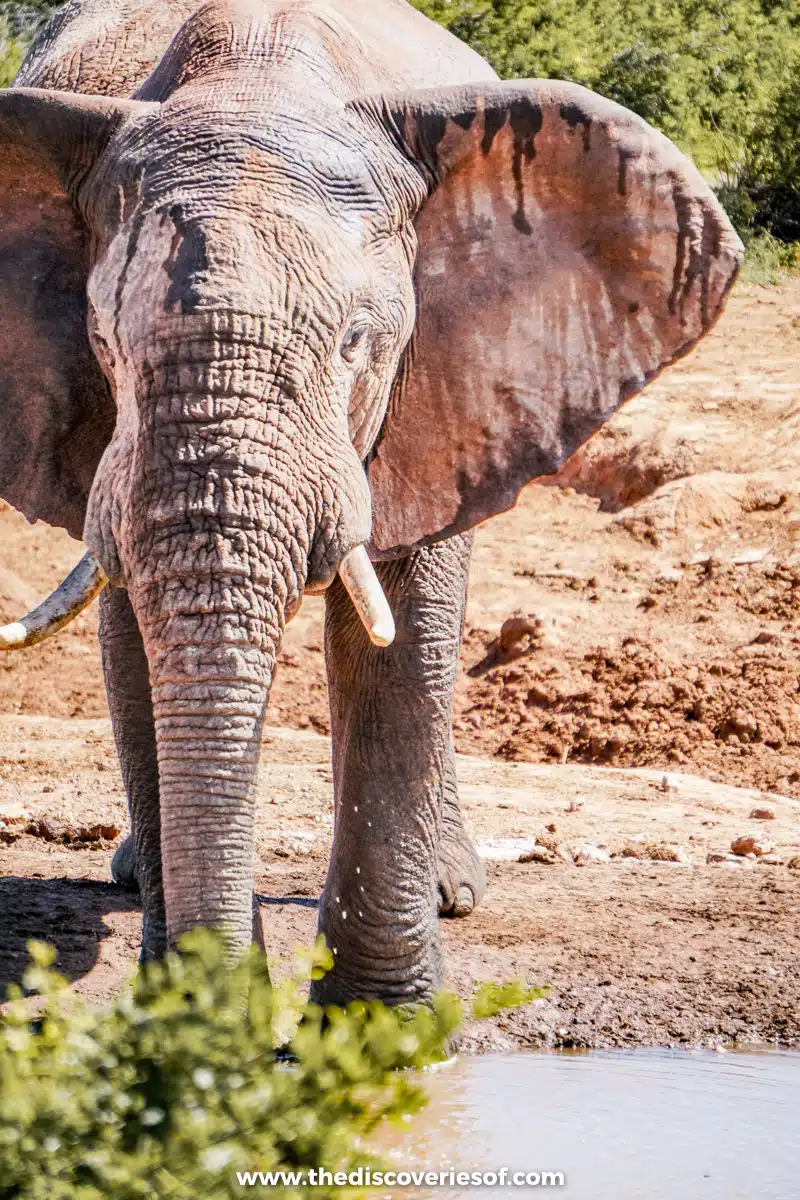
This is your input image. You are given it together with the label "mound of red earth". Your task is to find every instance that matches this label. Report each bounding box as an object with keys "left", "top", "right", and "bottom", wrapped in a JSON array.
[{"left": 455, "top": 565, "right": 800, "bottom": 800}]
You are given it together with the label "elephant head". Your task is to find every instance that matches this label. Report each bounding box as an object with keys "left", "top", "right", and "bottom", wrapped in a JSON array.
[{"left": 0, "top": 3, "right": 742, "bottom": 955}]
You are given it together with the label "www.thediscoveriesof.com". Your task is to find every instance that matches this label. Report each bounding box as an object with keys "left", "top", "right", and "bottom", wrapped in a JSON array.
[{"left": 236, "top": 1167, "right": 565, "bottom": 1188}]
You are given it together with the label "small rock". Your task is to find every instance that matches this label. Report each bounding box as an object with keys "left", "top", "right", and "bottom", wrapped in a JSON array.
[
  {"left": 25, "top": 818, "right": 76, "bottom": 844},
  {"left": 573, "top": 842, "right": 611, "bottom": 866},
  {"left": 757, "top": 854, "right": 784, "bottom": 866},
  {"left": 21, "top": 819, "right": 119, "bottom": 847},
  {"left": 620, "top": 843, "right": 689, "bottom": 863},
  {"left": 662, "top": 845, "right": 690, "bottom": 863},
  {"left": 731, "top": 836, "right": 772, "bottom": 857},
  {"left": 718, "top": 711, "right": 759, "bottom": 743},
  {"left": 752, "top": 631, "right": 779, "bottom": 645},
  {"left": 749, "top": 807, "right": 776, "bottom": 821},
  {"left": 731, "top": 547, "right": 771, "bottom": 566},
  {"left": 786, "top": 857, "right": 800, "bottom": 871},
  {"left": 546, "top": 823, "right": 558, "bottom": 834},
  {"left": 0, "top": 802, "right": 30, "bottom": 824},
  {"left": 77, "top": 823, "right": 121, "bottom": 844},
  {"left": 566, "top": 798, "right": 585, "bottom": 813},
  {"left": 660, "top": 775, "right": 677, "bottom": 793},
  {"left": 535, "top": 834, "right": 560, "bottom": 854},
  {"left": 706, "top": 852, "right": 729, "bottom": 864},
  {"left": 498, "top": 614, "right": 542, "bottom": 659},
  {"left": 519, "top": 846, "right": 557, "bottom": 865}
]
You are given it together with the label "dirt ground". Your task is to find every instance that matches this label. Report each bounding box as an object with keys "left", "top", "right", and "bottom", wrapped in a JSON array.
[{"left": 1, "top": 279, "right": 800, "bottom": 1048}]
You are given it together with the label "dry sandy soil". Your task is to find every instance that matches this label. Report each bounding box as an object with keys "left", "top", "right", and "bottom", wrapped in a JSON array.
[{"left": 1, "top": 279, "right": 800, "bottom": 1049}]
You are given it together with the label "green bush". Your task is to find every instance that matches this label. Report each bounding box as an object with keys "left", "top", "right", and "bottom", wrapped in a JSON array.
[
  {"left": 2, "top": 0, "right": 798, "bottom": 264},
  {"left": 0, "top": 22, "right": 23, "bottom": 86},
  {"left": 412, "top": 0, "right": 800, "bottom": 271},
  {"left": 0, "top": 0, "right": 59, "bottom": 42},
  {"left": 736, "top": 62, "right": 800, "bottom": 243},
  {"left": 738, "top": 229, "right": 800, "bottom": 285},
  {"left": 0, "top": 933, "right": 538, "bottom": 1198},
  {"left": 0, "top": 1, "right": 60, "bottom": 84}
]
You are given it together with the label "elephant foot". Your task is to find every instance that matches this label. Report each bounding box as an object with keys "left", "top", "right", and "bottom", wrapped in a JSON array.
[
  {"left": 139, "top": 928, "right": 167, "bottom": 964},
  {"left": 111, "top": 833, "right": 139, "bottom": 889},
  {"left": 112, "top": 836, "right": 166, "bottom": 962},
  {"left": 438, "top": 794, "right": 486, "bottom": 918},
  {"left": 139, "top": 912, "right": 168, "bottom": 963}
]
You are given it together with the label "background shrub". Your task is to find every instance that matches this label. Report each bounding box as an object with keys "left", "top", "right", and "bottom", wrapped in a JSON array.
[
  {"left": 0, "top": 934, "right": 537, "bottom": 1199},
  {"left": 1, "top": 1, "right": 798, "bottom": 255},
  {"left": 737, "top": 62, "right": 800, "bottom": 244},
  {"left": 0, "top": 1, "right": 58, "bottom": 85},
  {"left": 412, "top": 0, "right": 800, "bottom": 267}
]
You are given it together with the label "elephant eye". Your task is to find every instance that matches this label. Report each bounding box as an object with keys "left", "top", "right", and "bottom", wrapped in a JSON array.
[{"left": 340, "top": 322, "right": 371, "bottom": 364}]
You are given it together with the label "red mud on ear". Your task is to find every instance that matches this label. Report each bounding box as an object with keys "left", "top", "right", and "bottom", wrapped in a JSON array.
[
  {"left": 365, "top": 81, "right": 743, "bottom": 557},
  {"left": 0, "top": 90, "right": 154, "bottom": 539}
]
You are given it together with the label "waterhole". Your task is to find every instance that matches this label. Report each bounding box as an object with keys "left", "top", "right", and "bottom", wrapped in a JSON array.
[{"left": 381, "top": 1049, "right": 798, "bottom": 1198}]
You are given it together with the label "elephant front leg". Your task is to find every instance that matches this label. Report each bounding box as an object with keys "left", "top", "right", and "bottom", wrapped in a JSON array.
[
  {"left": 99, "top": 587, "right": 166, "bottom": 960},
  {"left": 313, "top": 533, "right": 479, "bottom": 1006}
]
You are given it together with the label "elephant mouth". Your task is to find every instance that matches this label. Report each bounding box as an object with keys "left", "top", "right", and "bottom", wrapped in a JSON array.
[{"left": 0, "top": 544, "right": 395, "bottom": 652}]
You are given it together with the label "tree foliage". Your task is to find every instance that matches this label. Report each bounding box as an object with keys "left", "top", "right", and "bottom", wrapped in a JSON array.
[
  {"left": 736, "top": 61, "right": 800, "bottom": 243},
  {"left": 412, "top": 0, "right": 800, "bottom": 247},
  {"left": 0, "top": 1, "right": 58, "bottom": 84},
  {"left": 1, "top": 0, "right": 798, "bottom": 247}
]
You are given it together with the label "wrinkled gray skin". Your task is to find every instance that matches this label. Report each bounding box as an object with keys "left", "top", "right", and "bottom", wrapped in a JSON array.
[{"left": 1, "top": 0, "right": 741, "bottom": 1002}]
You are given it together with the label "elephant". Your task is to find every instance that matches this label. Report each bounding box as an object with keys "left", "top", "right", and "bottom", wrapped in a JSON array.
[{"left": 0, "top": 0, "right": 742, "bottom": 1004}]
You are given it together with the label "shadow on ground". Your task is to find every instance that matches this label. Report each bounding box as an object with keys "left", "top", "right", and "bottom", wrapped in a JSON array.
[{"left": 0, "top": 877, "right": 140, "bottom": 990}]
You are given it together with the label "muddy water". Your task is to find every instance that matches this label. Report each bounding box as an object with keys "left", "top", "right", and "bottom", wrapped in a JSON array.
[{"left": 383, "top": 1050, "right": 798, "bottom": 1198}]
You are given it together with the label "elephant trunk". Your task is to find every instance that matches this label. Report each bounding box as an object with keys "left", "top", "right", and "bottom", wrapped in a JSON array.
[
  {"left": 131, "top": 535, "right": 288, "bottom": 950},
  {"left": 149, "top": 621, "right": 277, "bottom": 949},
  {"left": 123, "top": 364, "right": 303, "bottom": 950}
]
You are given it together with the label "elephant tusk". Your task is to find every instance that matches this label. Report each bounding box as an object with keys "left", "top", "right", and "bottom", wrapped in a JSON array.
[
  {"left": 0, "top": 550, "right": 108, "bottom": 651},
  {"left": 337, "top": 545, "right": 395, "bottom": 648},
  {"left": 0, "top": 545, "right": 394, "bottom": 651}
]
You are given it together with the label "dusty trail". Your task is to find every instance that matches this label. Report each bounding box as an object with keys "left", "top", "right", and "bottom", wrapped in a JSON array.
[{"left": 1, "top": 279, "right": 800, "bottom": 1047}]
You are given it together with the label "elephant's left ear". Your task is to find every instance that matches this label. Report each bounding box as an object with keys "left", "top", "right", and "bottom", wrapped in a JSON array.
[{"left": 350, "top": 81, "right": 743, "bottom": 556}]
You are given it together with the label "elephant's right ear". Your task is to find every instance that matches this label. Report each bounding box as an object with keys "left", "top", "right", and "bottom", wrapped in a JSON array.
[{"left": 0, "top": 88, "right": 154, "bottom": 538}]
